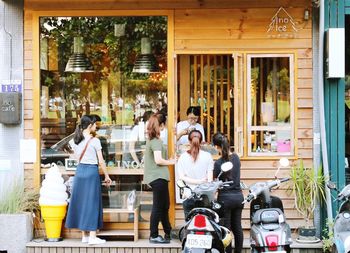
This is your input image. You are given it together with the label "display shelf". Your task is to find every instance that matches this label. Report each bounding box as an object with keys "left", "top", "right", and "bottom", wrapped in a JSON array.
[
  {"left": 99, "top": 207, "right": 139, "bottom": 241},
  {"left": 40, "top": 166, "right": 144, "bottom": 175}
]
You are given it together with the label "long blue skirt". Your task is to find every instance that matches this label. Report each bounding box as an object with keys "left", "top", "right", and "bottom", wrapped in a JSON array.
[{"left": 65, "top": 163, "right": 103, "bottom": 231}]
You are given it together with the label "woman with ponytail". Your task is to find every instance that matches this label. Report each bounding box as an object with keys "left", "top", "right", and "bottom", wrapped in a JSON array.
[
  {"left": 212, "top": 132, "right": 243, "bottom": 253},
  {"left": 65, "top": 115, "right": 111, "bottom": 245},
  {"left": 177, "top": 129, "right": 213, "bottom": 218}
]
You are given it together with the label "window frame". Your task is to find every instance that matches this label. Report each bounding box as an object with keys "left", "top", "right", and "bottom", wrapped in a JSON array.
[{"left": 246, "top": 53, "right": 295, "bottom": 157}]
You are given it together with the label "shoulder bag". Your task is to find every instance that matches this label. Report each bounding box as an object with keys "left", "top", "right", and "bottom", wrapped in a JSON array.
[{"left": 79, "top": 137, "right": 93, "bottom": 163}]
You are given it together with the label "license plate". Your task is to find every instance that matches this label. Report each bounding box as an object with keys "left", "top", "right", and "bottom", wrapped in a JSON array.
[
  {"left": 266, "top": 251, "right": 286, "bottom": 253},
  {"left": 186, "top": 234, "right": 212, "bottom": 249}
]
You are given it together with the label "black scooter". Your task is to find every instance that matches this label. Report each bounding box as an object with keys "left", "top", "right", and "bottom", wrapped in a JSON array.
[
  {"left": 243, "top": 158, "right": 292, "bottom": 253},
  {"left": 327, "top": 181, "right": 350, "bottom": 253},
  {"left": 177, "top": 162, "right": 234, "bottom": 253}
]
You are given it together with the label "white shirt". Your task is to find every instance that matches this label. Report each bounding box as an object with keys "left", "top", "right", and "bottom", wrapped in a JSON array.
[
  {"left": 69, "top": 133, "right": 102, "bottom": 164},
  {"left": 176, "top": 120, "right": 205, "bottom": 146},
  {"left": 176, "top": 150, "right": 213, "bottom": 196},
  {"left": 160, "top": 128, "right": 168, "bottom": 146}
]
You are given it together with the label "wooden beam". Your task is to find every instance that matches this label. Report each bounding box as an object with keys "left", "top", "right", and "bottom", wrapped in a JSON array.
[
  {"left": 207, "top": 55, "right": 211, "bottom": 142},
  {"left": 194, "top": 55, "right": 198, "bottom": 106},
  {"left": 179, "top": 55, "right": 191, "bottom": 121},
  {"left": 200, "top": 55, "right": 204, "bottom": 127},
  {"left": 227, "top": 55, "right": 231, "bottom": 141},
  {"left": 214, "top": 56, "right": 217, "bottom": 133},
  {"left": 25, "top": 0, "right": 312, "bottom": 10},
  {"left": 220, "top": 55, "right": 224, "bottom": 132}
]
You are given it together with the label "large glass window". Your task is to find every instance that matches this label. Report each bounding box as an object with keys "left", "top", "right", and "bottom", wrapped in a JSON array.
[
  {"left": 39, "top": 16, "right": 168, "bottom": 223},
  {"left": 247, "top": 54, "right": 294, "bottom": 156}
]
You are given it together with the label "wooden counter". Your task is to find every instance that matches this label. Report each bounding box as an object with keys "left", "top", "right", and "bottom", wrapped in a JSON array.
[{"left": 40, "top": 166, "right": 144, "bottom": 175}]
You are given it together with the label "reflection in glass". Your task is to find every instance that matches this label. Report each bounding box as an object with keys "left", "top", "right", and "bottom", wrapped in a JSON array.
[
  {"left": 249, "top": 56, "right": 293, "bottom": 155},
  {"left": 250, "top": 57, "right": 290, "bottom": 126},
  {"left": 39, "top": 16, "right": 167, "bottom": 167},
  {"left": 177, "top": 55, "right": 234, "bottom": 149},
  {"left": 39, "top": 16, "right": 168, "bottom": 223},
  {"left": 250, "top": 130, "right": 291, "bottom": 153}
]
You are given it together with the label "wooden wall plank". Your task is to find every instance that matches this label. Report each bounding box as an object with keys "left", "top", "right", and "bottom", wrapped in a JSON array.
[
  {"left": 25, "top": 0, "right": 312, "bottom": 10},
  {"left": 175, "top": 39, "right": 312, "bottom": 50},
  {"left": 297, "top": 128, "right": 313, "bottom": 139},
  {"left": 297, "top": 88, "right": 313, "bottom": 99},
  {"left": 175, "top": 29, "right": 312, "bottom": 40}
]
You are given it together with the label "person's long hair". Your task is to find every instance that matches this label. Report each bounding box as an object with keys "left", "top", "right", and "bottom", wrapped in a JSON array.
[
  {"left": 147, "top": 113, "right": 166, "bottom": 140},
  {"left": 187, "top": 130, "right": 203, "bottom": 162},
  {"left": 212, "top": 132, "right": 230, "bottom": 161},
  {"left": 74, "top": 115, "right": 96, "bottom": 144}
]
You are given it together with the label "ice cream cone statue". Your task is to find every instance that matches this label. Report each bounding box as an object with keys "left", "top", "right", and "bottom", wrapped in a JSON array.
[{"left": 39, "top": 163, "right": 68, "bottom": 241}]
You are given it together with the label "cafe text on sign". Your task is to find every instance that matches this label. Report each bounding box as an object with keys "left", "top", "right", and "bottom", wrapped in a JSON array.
[
  {"left": 1, "top": 100, "right": 15, "bottom": 112},
  {"left": 0, "top": 92, "right": 21, "bottom": 124}
]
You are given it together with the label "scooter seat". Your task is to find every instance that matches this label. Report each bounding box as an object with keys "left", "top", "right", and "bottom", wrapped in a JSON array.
[{"left": 252, "top": 208, "right": 285, "bottom": 225}]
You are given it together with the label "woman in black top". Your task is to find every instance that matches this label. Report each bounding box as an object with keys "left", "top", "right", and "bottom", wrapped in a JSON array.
[{"left": 212, "top": 132, "right": 244, "bottom": 253}]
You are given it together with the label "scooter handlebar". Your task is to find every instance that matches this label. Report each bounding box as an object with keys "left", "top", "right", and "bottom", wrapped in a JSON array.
[
  {"left": 242, "top": 193, "right": 256, "bottom": 204},
  {"left": 279, "top": 177, "right": 290, "bottom": 183},
  {"left": 267, "top": 178, "right": 290, "bottom": 188}
]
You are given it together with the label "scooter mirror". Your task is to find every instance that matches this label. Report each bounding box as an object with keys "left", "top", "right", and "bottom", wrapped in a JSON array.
[
  {"left": 221, "top": 161, "right": 233, "bottom": 172},
  {"left": 279, "top": 158, "right": 289, "bottom": 168},
  {"left": 327, "top": 181, "right": 337, "bottom": 190},
  {"left": 275, "top": 158, "right": 290, "bottom": 178},
  {"left": 176, "top": 180, "right": 186, "bottom": 189}
]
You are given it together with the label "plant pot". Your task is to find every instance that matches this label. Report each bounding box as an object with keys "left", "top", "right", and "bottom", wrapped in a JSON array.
[
  {"left": 296, "top": 226, "right": 320, "bottom": 243},
  {"left": 0, "top": 212, "right": 33, "bottom": 253}
]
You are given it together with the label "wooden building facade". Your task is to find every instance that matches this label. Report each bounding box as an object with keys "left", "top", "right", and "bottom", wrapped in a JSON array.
[{"left": 23, "top": 0, "right": 314, "bottom": 238}]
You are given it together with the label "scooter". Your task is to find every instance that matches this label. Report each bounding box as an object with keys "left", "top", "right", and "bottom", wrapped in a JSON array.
[
  {"left": 243, "top": 158, "right": 292, "bottom": 253},
  {"left": 327, "top": 181, "right": 350, "bottom": 253},
  {"left": 176, "top": 162, "right": 234, "bottom": 253}
]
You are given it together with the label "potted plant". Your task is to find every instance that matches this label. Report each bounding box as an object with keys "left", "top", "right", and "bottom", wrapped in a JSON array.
[
  {"left": 289, "top": 159, "right": 326, "bottom": 243},
  {"left": 0, "top": 181, "right": 39, "bottom": 253}
]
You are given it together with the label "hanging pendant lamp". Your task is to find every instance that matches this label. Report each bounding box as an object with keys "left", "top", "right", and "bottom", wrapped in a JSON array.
[
  {"left": 65, "top": 36, "right": 94, "bottom": 73},
  {"left": 132, "top": 37, "right": 160, "bottom": 73}
]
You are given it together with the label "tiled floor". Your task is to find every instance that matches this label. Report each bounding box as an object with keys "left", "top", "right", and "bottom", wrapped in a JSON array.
[{"left": 26, "top": 238, "right": 323, "bottom": 253}]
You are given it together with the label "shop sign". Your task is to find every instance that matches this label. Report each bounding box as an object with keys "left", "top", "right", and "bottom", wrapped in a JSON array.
[
  {"left": 0, "top": 92, "right": 22, "bottom": 124},
  {"left": 1, "top": 79, "right": 22, "bottom": 93},
  {"left": 115, "top": 160, "right": 144, "bottom": 169},
  {"left": 267, "top": 7, "right": 298, "bottom": 38}
]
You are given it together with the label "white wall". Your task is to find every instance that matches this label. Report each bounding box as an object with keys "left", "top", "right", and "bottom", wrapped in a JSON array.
[{"left": 0, "top": 0, "right": 24, "bottom": 198}]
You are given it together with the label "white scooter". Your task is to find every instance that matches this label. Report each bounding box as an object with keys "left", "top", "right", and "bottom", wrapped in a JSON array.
[
  {"left": 243, "top": 158, "right": 292, "bottom": 253},
  {"left": 327, "top": 181, "right": 350, "bottom": 253}
]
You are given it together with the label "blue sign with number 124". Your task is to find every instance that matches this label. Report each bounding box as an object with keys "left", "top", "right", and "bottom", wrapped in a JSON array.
[{"left": 1, "top": 80, "right": 22, "bottom": 92}]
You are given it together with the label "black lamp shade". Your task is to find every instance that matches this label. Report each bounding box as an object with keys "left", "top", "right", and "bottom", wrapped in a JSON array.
[
  {"left": 65, "top": 36, "right": 94, "bottom": 73},
  {"left": 65, "top": 53, "right": 94, "bottom": 73},
  {"left": 132, "top": 54, "right": 160, "bottom": 73},
  {"left": 132, "top": 37, "right": 160, "bottom": 73}
]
